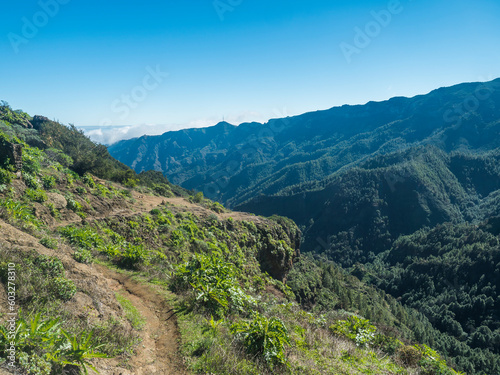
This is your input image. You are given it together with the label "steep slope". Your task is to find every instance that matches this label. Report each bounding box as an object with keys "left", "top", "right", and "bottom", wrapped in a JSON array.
[{"left": 109, "top": 78, "right": 500, "bottom": 207}]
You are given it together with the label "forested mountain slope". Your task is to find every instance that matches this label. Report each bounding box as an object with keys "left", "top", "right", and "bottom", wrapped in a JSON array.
[
  {"left": 238, "top": 146, "right": 500, "bottom": 260},
  {"left": 109, "top": 79, "right": 500, "bottom": 208}
]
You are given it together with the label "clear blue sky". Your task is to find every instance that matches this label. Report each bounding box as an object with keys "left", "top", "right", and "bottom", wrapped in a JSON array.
[{"left": 1, "top": 0, "right": 500, "bottom": 142}]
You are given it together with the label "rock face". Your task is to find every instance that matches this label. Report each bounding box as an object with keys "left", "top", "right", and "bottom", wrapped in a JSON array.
[
  {"left": 47, "top": 193, "right": 67, "bottom": 209},
  {"left": 255, "top": 216, "right": 301, "bottom": 282},
  {"left": 31, "top": 115, "right": 50, "bottom": 130},
  {"left": 0, "top": 142, "right": 23, "bottom": 171}
]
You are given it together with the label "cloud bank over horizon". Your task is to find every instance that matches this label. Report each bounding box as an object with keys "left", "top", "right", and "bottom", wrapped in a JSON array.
[{"left": 80, "top": 110, "right": 272, "bottom": 145}]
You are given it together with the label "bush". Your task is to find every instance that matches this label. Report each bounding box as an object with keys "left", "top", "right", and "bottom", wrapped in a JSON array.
[
  {"left": 373, "top": 333, "right": 403, "bottom": 355},
  {"left": 397, "top": 345, "right": 422, "bottom": 367},
  {"left": 123, "top": 178, "right": 138, "bottom": 188},
  {"left": 36, "top": 255, "right": 65, "bottom": 278},
  {"left": 45, "top": 148, "right": 73, "bottom": 167},
  {"left": 76, "top": 186, "right": 87, "bottom": 195},
  {"left": 73, "top": 248, "right": 93, "bottom": 264},
  {"left": 193, "top": 191, "right": 204, "bottom": 203},
  {"left": 0, "top": 167, "right": 13, "bottom": 185},
  {"left": 24, "top": 188, "right": 47, "bottom": 203},
  {"left": 21, "top": 147, "right": 43, "bottom": 174},
  {"left": 231, "top": 312, "right": 290, "bottom": 368},
  {"left": 22, "top": 173, "right": 41, "bottom": 189},
  {"left": 52, "top": 277, "right": 77, "bottom": 301},
  {"left": 330, "top": 316, "right": 377, "bottom": 348},
  {"left": 172, "top": 252, "right": 255, "bottom": 317},
  {"left": 0, "top": 196, "right": 42, "bottom": 230},
  {"left": 66, "top": 196, "right": 83, "bottom": 212},
  {"left": 82, "top": 173, "right": 96, "bottom": 188},
  {"left": 0, "top": 313, "right": 107, "bottom": 375},
  {"left": 41, "top": 175, "right": 57, "bottom": 189},
  {"left": 40, "top": 237, "right": 58, "bottom": 249},
  {"left": 119, "top": 243, "right": 149, "bottom": 269},
  {"left": 46, "top": 202, "right": 60, "bottom": 218},
  {"left": 152, "top": 183, "right": 173, "bottom": 197}
]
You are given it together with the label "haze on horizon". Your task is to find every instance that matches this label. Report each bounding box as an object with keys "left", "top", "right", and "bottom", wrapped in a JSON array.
[{"left": 1, "top": 0, "right": 500, "bottom": 144}]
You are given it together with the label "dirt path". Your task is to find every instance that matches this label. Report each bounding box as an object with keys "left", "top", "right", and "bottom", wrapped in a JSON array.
[{"left": 96, "top": 266, "right": 186, "bottom": 375}]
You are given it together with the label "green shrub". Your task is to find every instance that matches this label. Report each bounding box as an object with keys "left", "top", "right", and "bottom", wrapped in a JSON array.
[
  {"left": 22, "top": 173, "right": 41, "bottom": 189},
  {"left": 46, "top": 202, "right": 60, "bottom": 218},
  {"left": 150, "top": 208, "right": 161, "bottom": 216},
  {"left": 152, "top": 183, "right": 173, "bottom": 197},
  {"left": 52, "top": 277, "right": 77, "bottom": 301},
  {"left": 416, "top": 345, "right": 463, "bottom": 375},
  {"left": 18, "top": 352, "right": 52, "bottom": 375},
  {"left": 119, "top": 243, "right": 149, "bottom": 269},
  {"left": 193, "top": 191, "right": 204, "bottom": 203},
  {"left": 82, "top": 173, "right": 96, "bottom": 188},
  {"left": 123, "top": 178, "right": 138, "bottom": 188},
  {"left": 45, "top": 148, "right": 74, "bottom": 167},
  {"left": 0, "top": 313, "right": 107, "bottom": 375},
  {"left": 373, "top": 333, "right": 403, "bottom": 355},
  {"left": 172, "top": 252, "right": 255, "bottom": 317},
  {"left": 0, "top": 196, "right": 42, "bottom": 230},
  {"left": 41, "top": 175, "right": 57, "bottom": 189},
  {"left": 120, "top": 189, "right": 133, "bottom": 198},
  {"left": 40, "top": 236, "right": 58, "bottom": 249},
  {"left": 36, "top": 255, "right": 65, "bottom": 278},
  {"left": 76, "top": 186, "right": 87, "bottom": 195},
  {"left": 73, "top": 248, "right": 94, "bottom": 264},
  {"left": 66, "top": 196, "right": 83, "bottom": 212},
  {"left": 231, "top": 312, "right": 291, "bottom": 368},
  {"left": 94, "top": 184, "right": 110, "bottom": 198},
  {"left": 21, "top": 147, "right": 43, "bottom": 174},
  {"left": 59, "top": 226, "right": 104, "bottom": 250},
  {"left": 24, "top": 188, "right": 48, "bottom": 203},
  {"left": 330, "top": 316, "right": 377, "bottom": 348},
  {"left": 0, "top": 167, "right": 13, "bottom": 185}
]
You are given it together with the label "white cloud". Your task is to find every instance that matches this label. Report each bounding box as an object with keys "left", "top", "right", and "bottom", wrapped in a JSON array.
[{"left": 80, "top": 110, "right": 271, "bottom": 145}]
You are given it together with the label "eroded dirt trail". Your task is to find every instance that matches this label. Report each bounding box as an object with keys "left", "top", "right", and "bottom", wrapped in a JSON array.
[{"left": 96, "top": 266, "right": 186, "bottom": 375}]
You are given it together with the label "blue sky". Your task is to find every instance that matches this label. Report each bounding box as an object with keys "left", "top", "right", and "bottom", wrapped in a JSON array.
[{"left": 1, "top": 0, "right": 500, "bottom": 143}]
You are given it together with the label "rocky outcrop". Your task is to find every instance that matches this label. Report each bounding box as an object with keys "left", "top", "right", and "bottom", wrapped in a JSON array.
[
  {"left": 0, "top": 142, "right": 23, "bottom": 171},
  {"left": 255, "top": 216, "right": 301, "bottom": 282},
  {"left": 47, "top": 192, "right": 67, "bottom": 209},
  {"left": 31, "top": 115, "right": 50, "bottom": 130}
]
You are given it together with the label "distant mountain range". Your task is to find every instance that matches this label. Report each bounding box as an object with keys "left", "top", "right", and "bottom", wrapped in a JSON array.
[{"left": 109, "top": 79, "right": 500, "bottom": 204}]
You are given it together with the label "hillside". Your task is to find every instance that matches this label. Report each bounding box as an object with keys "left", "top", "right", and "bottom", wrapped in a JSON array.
[{"left": 0, "top": 104, "right": 466, "bottom": 374}]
